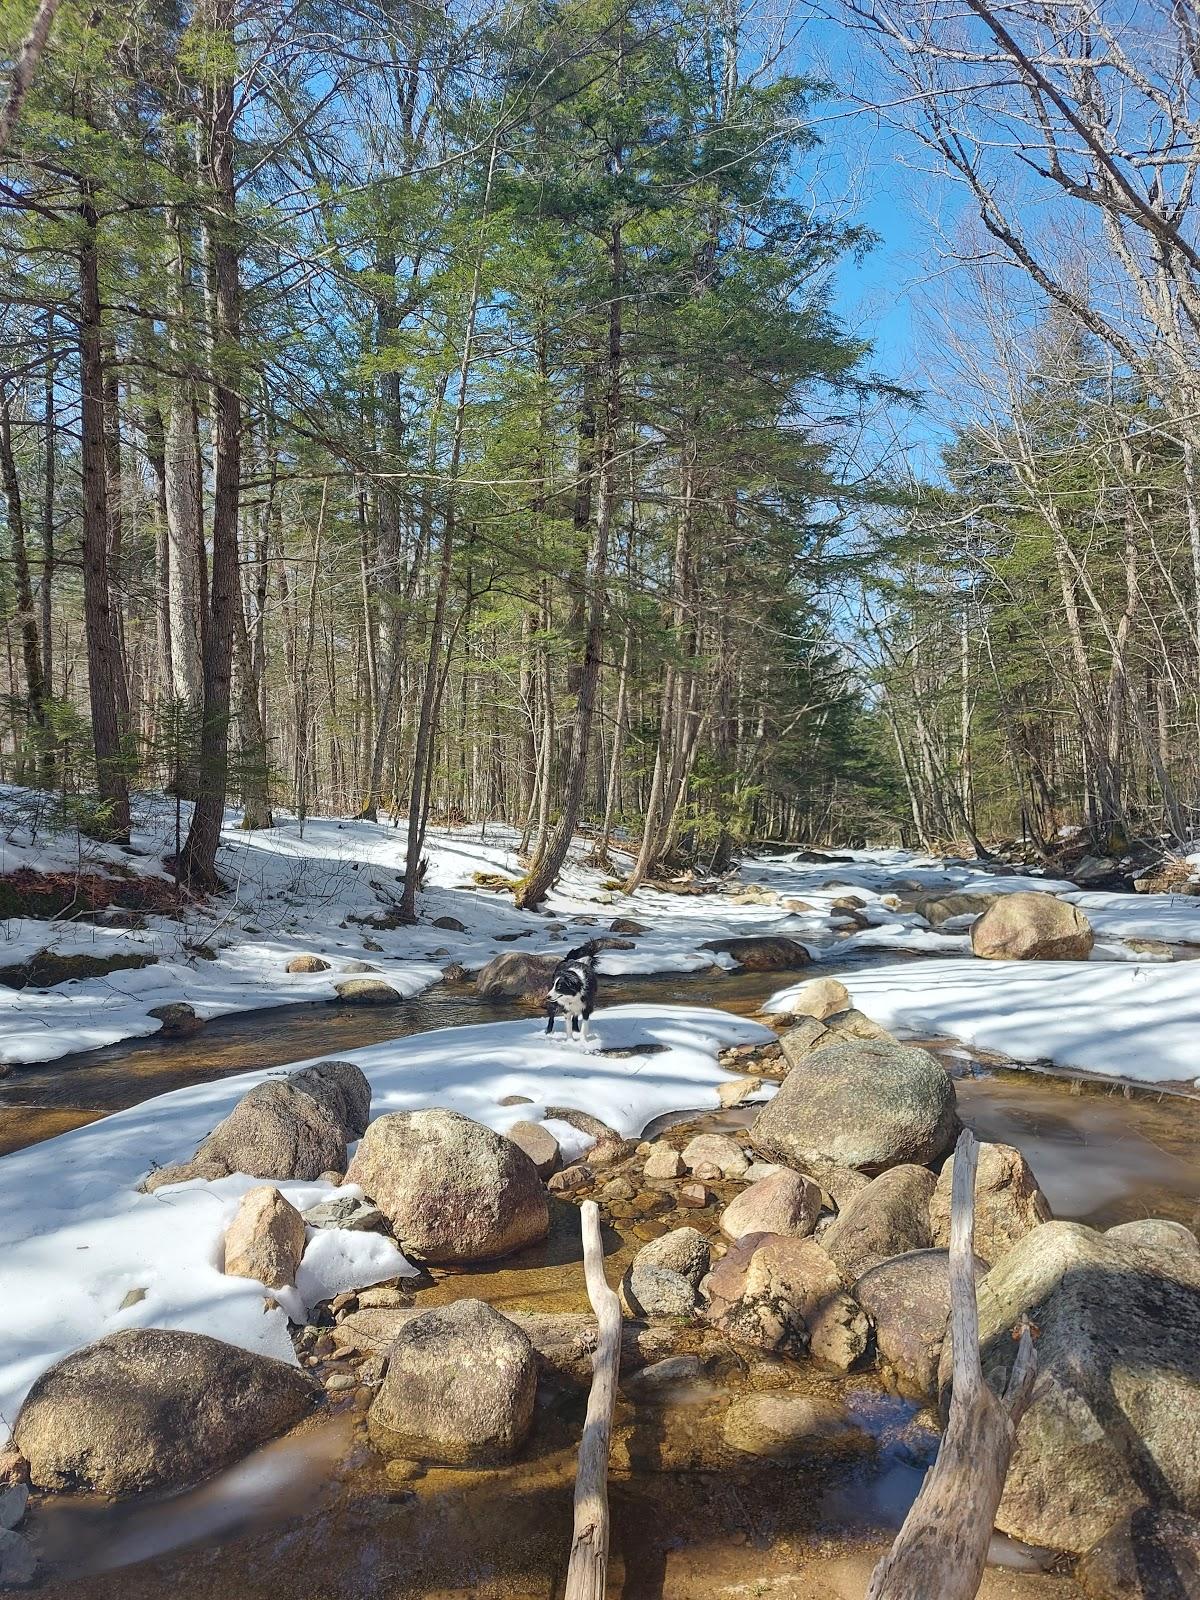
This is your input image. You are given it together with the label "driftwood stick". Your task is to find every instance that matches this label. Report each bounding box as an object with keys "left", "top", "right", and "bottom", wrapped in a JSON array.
[
  {"left": 866, "top": 1128, "right": 1038, "bottom": 1600},
  {"left": 564, "top": 1199, "right": 622, "bottom": 1600}
]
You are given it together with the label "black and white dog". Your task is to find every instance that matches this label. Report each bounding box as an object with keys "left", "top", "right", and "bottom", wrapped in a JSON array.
[{"left": 544, "top": 941, "right": 598, "bottom": 1047}]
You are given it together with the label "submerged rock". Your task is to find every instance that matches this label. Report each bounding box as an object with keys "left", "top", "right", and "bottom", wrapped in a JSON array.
[
  {"left": 722, "top": 1395, "right": 863, "bottom": 1458},
  {"left": 752, "top": 1040, "right": 957, "bottom": 1178},
  {"left": 347, "top": 1108, "right": 548, "bottom": 1262},
  {"left": 14, "top": 1329, "right": 316, "bottom": 1496},
  {"left": 367, "top": 1299, "right": 536, "bottom": 1465},
  {"left": 971, "top": 890, "right": 1093, "bottom": 961}
]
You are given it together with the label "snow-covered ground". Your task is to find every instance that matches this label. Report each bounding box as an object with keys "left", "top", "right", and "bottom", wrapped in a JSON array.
[{"left": 0, "top": 1005, "right": 771, "bottom": 1442}]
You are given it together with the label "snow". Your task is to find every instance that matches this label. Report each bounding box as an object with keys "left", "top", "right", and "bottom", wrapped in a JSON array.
[
  {"left": 0, "top": 1003, "right": 772, "bottom": 1442},
  {"left": 768, "top": 958, "right": 1200, "bottom": 1088}
]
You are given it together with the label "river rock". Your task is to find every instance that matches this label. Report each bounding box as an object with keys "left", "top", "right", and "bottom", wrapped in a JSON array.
[
  {"left": 751, "top": 1039, "right": 957, "bottom": 1177},
  {"left": 821, "top": 1165, "right": 936, "bottom": 1281},
  {"left": 287, "top": 1059, "right": 372, "bottom": 1140},
  {"left": 720, "top": 1170, "right": 822, "bottom": 1242},
  {"left": 971, "top": 890, "right": 1094, "bottom": 961},
  {"left": 1106, "top": 1218, "right": 1200, "bottom": 1258},
  {"left": 1077, "top": 1507, "right": 1200, "bottom": 1600},
  {"left": 621, "top": 1264, "right": 699, "bottom": 1322},
  {"left": 346, "top": 1108, "right": 549, "bottom": 1262},
  {"left": 643, "top": 1145, "right": 685, "bottom": 1180},
  {"left": 366, "top": 1299, "right": 536, "bottom": 1465},
  {"left": 782, "top": 976, "right": 852, "bottom": 1020},
  {"left": 635, "top": 1227, "right": 710, "bottom": 1287},
  {"left": 682, "top": 1134, "right": 748, "bottom": 1179},
  {"left": 333, "top": 977, "right": 400, "bottom": 1005},
  {"left": 140, "top": 1158, "right": 230, "bottom": 1192},
  {"left": 699, "top": 936, "right": 812, "bottom": 971},
  {"left": 704, "top": 1233, "right": 842, "bottom": 1356},
  {"left": 722, "top": 1395, "right": 862, "bottom": 1458},
  {"left": 929, "top": 1141, "right": 1050, "bottom": 1264},
  {"left": 474, "top": 951, "right": 559, "bottom": 999},
  {"left": 222, "top": 1184, "right": 306, "bottom": 1288},
  {"left": 286, "top": 954, "right": 330, "bottom": 973},
  {"left": 0, "top": 1529, "right": 35, "bottom": 1587},
  {"left": 908, "top": 891, "right": 996, "bottom": 928},
  {"left": 505, "top": 1120, "right": 561, "bottom": 1178},
  {"left": 13, "top": 1329, "right": 316, "bottom": 1495},
  {"left": 964, "top": 1220, "right": 1200, "bottom": 1552},
  {"left": 807, "top": 1290, "right": 870, "bottom": 1371},
  {"left": 148, "top": 1001, "right": 204, "bottom": 1037},
  {"left": 717, "top": 1076, "right": 762, "bottom": 1109},
  {"left": 610, "top": 917, "right": 646, "bottom": 935},
  {"left": 622, "top": 1354, "right": 705, "bottom": 1396},
  {"left": 302, "top": 1193, "right": 386, "bottom": 1232},
  {"left": 432, "top": 915, "right": 468, "bottom": 932},
  {"left": 0, "top": 1484, "right": 26, "bottom": 1529},
  {"left": 854, "top": 1249, "right": 984, "bottom": 1398},
  {"left": 196, "top": 1080, "right": 347, "bottom": 1181},
  {"left": 547, "top": 1164, "right": 590, "bottom": 1193}
]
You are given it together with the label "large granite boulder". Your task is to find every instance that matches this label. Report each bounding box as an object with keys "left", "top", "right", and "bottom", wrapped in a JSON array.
[
  {"left": 720, "top": 1170, "right": 823, "bottom": 1243},
  {"left": 196, "top": 1080, "right": 347, "bottom": 1181},
  {"left": 821, "top": 1165, "right": 936, "bottom": 1282},
  {"left": 474, "top": 952, "right": 559, "bottom": 1000},
  {"left": 13, "top": 1329, "right": 316, "bottom": 1495},
  {"left": 854, "top": 1248, "right": 985, "bottom": 1399},
  {"left": 287, "top": 1059, "right": 372, "bottom": 1140},
  {"left": 929, "top": 1140, "right": 1050, "bottom": 1265},
  {"left": 699, "top": 936, "right": 811, "bottom": 972},
  {"left": 971, "top": 891, "right": 1093, "bottom": 960},
  {"left": 751, "top": 1039, "right": 957, "bottom": 1178},
  {"left": 346, "top": 1108, "right": 549, "bottom": 1263}
]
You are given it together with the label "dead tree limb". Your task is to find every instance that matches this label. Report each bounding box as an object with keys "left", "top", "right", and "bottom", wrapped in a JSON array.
[
  {"left": 866, "top": 1128, "right": 1038, "bottom": 1600},
  {"left": 564, "top": 1198, "right": 622, "bottom": 1600}
]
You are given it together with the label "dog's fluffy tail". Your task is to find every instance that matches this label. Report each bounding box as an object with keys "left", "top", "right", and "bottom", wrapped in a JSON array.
[{"left": 562, "top": 939, "right": 599, "bottom": 962}]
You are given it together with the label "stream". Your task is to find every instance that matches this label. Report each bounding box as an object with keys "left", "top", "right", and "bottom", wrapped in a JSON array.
[{"left": 8, "top": 948, "right": 1199, "bottom": 1599}]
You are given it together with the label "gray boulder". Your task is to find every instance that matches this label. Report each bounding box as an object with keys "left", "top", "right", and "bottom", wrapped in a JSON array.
[
  {"left": 971, "top": 890, "right": 1093, "bottom": 960},
  {"left": 1106, "top": 1219, "right": 1200, "bottom": 1258},
  {"left": 621, "top": 1264, "right": 699, "bottom": 1322},
  {"left": 196, "top": 1080, "right": 347, "bottom": 1181},
  {"left": 751, "top": 1038, "right": 957, "bottom": 1176},
  {"left": 964, "top": 1220, "right": 1200, "bottom": 1552},
  {"left": 474, "top": 952, "right": 559, "bottom": 999},
  {"left": 287, "top": 1059, "right": 372, "bottom": 1140},
  {"left": 699, "top": 936, "right": 812, "bottom": 971},
  {"left": 14, "top": 1329, "right": 316, "bottom": 1496},
  {"left": 346, "top": 1108, "right": 548, "bottom": 1262},
  {"left": 821, "top": 1165, "right": 936, "bottom": 1282},
  {"left": 634, "top": 1226, "right": 710, "bottom": 1287},
  {"left": 367, "top": 1300, "right": 536, "bottom": 1465}
]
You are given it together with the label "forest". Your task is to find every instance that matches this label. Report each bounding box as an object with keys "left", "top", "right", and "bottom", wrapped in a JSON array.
[{"left": 2, "top": 0, "right": 1199, "bottom": 894}]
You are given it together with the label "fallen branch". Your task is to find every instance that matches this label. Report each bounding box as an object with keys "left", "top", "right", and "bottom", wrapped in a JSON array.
[
  {"left": 564, "top": 1199, "right": 622, "bottom": 1600},
  {"left": 866, "top": 1128, "right": 1038, "bottom": 1600}
]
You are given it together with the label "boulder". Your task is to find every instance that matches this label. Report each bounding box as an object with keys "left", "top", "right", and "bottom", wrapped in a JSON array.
[
  {"left": 854, "top": 1249, "right": 984, "bottom": 1399},
  {"left": 346, "top": 1108, "right": 549, "bottom": 1262},
  {"left": 971, "top": 890, "right": 1094, "bottom": 961},
  {"left": 704, "top": 1233, "right": 843, "bottom": 1357},
  {"left": 140, "top": 1158, "right": 230, "bottom": 1192},
  {"left": 333, "top": 977, "right": 400, "bottom": 1005},
  {"left": 0, "top": 1484, "right": 26, "bottom": 1528},
  {"left": 681, "top": 1133, "right": 748, "bottom": 1179},
  {"left": 1106, "top": 1219, "right": 1200, "bottom": 1258},
  {"left": 780, "top": 976, "right": 851, "bottom": 1020},
  {"left": 286, "top": 954, "right": 330, "bottom": 973},
  {"left": 964, "top": 1220, "right": 1200, "bottom": 1552},
  {"left": 722, "top": 1395, "right": 863, "bottom": 1458},
  {"left": 908, "top": 891, "right": 996, "bottom": 928},
  {"left": 699, "top": 936, "right": 811, "bottom": 972},
  {"left": 148, "top": 1001, "right": 204, "bottom": 1037},
  {"left": 820, "top": 1165, "right": 936, "bottom": 1282},
  {"left": 720, "top": 1170, "right": 822, "bottom": 1242},
  {"left": 474, "top": 952, "right": 559, "bottom": 1000},
  {"left": 287, "top": 1059, "right": 372, "bottom": 1140},
  {"left": 506, "top": 1120, "right": 561, "bottom": 1178},
  {"left": 196, "top": 1080, "right": 347, "bottom": 1181},
  {"left": 610, "top": 918, "right": 646, "bottom": 935},
  {"left": 751, "top": 1039, "right": 957, "bottom": 1177},
  {"left": 432, "top": 915, "right": 468, "bottom": 932},
  {"left": 222, "top": 1184, "right": 306, "bottom": 1288},
  {"left": 1077, "top": 1508, "right": 1200, "bottom": 1600},
  {"left": 635, "top": 1227, "right": 710, "bottom": 1287},
  {"left": 621, "top": 1264, "right": 699, "bottom": 1322},
  {"left": 807, "top": 1290, "right": 870, "bottom": 1372},
  {"left": 0, "top": 1529, "right": 35, "bottom": 1587},
  {"left": 366, "top": 1300, "right": 536, "bottom": 1465},
  {"left": 13, "top": 1329, "right": 316, "bottom": 1495},
  {"left": 779, "top": 1015, "right": 832, "bottom": 1070},
  {"left": 929, "top": 1141, "right": 1050, "bottom": 1264}
]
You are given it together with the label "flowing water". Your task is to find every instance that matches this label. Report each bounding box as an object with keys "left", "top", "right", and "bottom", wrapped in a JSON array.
[{"left": 7, "top": 949, "right": 1196, "bottom": 1597}]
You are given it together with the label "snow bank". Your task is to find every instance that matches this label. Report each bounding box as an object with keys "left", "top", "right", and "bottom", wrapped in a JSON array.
[
  {"left": 0, "top": 1003, "right": 771, "bottom": 1440},
  {"left": 768, "top": 959, "right": 1200, "bottom": 1088}
]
